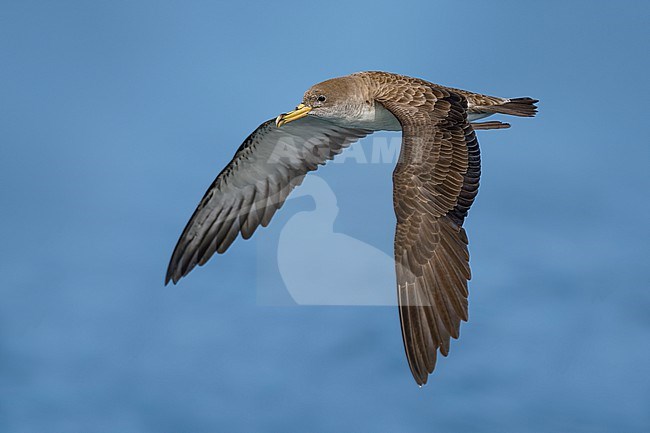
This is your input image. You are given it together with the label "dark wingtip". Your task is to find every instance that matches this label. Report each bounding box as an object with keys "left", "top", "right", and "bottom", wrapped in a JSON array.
[
  {"left": 164, "top": 262, "right": 172, "bottom": 286},
  {"left": 164, "top": 265, "right": 179, "bottom": 286}
]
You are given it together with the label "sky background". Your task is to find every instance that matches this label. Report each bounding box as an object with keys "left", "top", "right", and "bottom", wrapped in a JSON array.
[{"left": 1, "top": 1, "right": 649, "bottom": 432}]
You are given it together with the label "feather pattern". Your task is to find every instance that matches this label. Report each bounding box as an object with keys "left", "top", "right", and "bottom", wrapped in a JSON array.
[
  {"left": 368, "top": 72, "right": 480, "bottom": 385},
  {"left": 165, "top": 117, "right": 371, "bottom": 284}
]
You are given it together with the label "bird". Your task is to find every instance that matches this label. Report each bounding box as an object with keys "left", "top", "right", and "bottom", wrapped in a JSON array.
[{"left": 165, "top": 71, "right": 538, "bottom": 385}]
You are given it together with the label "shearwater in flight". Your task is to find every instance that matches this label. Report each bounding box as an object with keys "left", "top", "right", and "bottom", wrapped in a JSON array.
[{"left": 166, "top": 71, "right": 538, "bottom": 385}]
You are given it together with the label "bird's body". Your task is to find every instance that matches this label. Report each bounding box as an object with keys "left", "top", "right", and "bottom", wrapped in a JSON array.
[{"left": 166, "top": 71, "right": 538, "bottom": 385}]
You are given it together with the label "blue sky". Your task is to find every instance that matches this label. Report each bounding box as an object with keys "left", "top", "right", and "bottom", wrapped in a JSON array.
[{"left": 1, "top": 1, "right": 649, "bottom": 432}]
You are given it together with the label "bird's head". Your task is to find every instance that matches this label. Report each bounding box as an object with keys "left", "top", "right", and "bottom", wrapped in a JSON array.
[{"left": 275, "top": 76, "right": 372, "bottom": 127}]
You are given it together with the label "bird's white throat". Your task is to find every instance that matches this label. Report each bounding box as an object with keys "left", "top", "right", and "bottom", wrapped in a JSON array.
[{"left": 328, "top": 102, "right": 402, "bottom": 132}]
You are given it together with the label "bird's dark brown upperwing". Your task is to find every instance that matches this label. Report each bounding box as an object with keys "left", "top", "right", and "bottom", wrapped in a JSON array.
[{"left": 376, "top": 78, "right": 480, "bottom": 385}]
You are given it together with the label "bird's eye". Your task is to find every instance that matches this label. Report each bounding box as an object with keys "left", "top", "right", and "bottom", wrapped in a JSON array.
[{"left": 317, "top": 95, "right": 326, "bottom": 102}]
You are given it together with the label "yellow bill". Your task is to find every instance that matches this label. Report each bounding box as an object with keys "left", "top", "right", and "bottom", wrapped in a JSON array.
[{"left": 275, "top": 103, "right": 312, "bottom": 127}]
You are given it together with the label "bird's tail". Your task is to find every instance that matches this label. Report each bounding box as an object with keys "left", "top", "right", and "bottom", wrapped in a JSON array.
[{"left": 480, "top": 97, "right": 539, "bottom": 117}]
